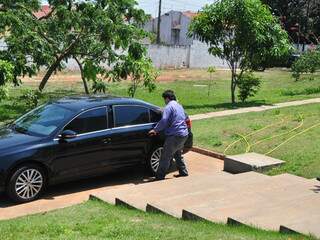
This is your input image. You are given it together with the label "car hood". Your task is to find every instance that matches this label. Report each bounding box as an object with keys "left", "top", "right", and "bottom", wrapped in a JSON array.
[{"left": 0, "top": 127, "right": 43, "bottom": 152}]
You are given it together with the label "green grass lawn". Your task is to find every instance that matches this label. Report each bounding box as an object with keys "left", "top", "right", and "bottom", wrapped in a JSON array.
[
  {"left": 193, "top": 103, "right": 320, "bottom": 178},
  {"left": 11, "top": 69, "right": 320, "bottom": 116},
  {"left": 0, "top": 199, "right": 315, "bottom": 240}
]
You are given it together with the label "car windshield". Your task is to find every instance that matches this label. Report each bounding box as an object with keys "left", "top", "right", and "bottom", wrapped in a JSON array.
[{"left": 13, "top": 104, "right": 75, "bottom": 137}]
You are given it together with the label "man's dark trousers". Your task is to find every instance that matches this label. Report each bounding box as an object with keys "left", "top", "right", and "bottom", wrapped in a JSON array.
[{"left": 156, "top": 135, "right": 189, "bottom": 180}]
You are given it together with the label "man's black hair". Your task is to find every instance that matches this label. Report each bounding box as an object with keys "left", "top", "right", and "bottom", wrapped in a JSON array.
[{"left": 162, "top": 90, "right": 177, "bottom": 101}]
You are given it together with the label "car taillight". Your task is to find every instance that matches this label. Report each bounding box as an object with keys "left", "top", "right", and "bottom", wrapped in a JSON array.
[{"left": 186, "top": 118, "right": 192, "bottom": 128}]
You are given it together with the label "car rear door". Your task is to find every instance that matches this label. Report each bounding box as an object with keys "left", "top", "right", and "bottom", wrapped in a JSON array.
[{"left": 105, "top": 105, "right": 156, "bottom": 168}]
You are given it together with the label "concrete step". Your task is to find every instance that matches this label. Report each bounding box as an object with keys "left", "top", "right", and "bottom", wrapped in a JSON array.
[
  {"left": 93, "top": 172, "right": 230, "bottom": 207},
  {"left": 93, "top": 171, "right": 267, "bottom": 211},
  {"left": 280, "top": 213, "right": 320, "bottom": 237},
  {"left": 224, "top": 153, "right": 284, "bottom": 174},
  {"left": 182, "top": 174, "right": 318, "bottom": 224},
  {"left": 115, "top": 172, "right": 265, "bottom": 211},
  {"left": 273, "top": 173, "right": 319, "bottom": 185},
  {"left": 229, "top": 196, "right": 320, "bottom": 234},
  {"left": 146, "top": 173, "right": 272, "bottom": 217}
]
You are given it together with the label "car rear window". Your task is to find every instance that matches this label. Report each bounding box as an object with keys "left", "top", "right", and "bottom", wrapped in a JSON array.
[{"left": 113, "top": 105, "right": 150, "bottom": 127}]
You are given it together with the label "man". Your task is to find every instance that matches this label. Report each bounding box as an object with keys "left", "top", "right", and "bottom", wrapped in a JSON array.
[{"left": 149, "top": 90, "right": 189, "bottom": 180}]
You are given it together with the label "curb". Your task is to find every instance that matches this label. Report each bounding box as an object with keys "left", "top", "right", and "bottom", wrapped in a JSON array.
[{"left": 191, "top": 146, "right": 225, "bottom": 160}]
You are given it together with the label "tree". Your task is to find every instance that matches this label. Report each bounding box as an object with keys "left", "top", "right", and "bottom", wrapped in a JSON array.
[
  {"left": 0, "top": 60, "right": 14, "bottom": 101},
  {"left": 112, "top": 44, "right": 158, "bottom": 97},
  {"left": 189, "top": 0, "right": 292, "bottom": 103},
  {"left": 262, "top": 0, "right": 320, "bottom": 47},
  {"left": 0, "top": 0, "right": 157, "bottom": 95},
  {"left": 291, "top": 47, "right": 320, "bottom": 81}
]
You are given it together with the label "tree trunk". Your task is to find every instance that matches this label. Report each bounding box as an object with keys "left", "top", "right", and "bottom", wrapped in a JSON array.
[
  {"left": 39, "top": 55, "right": 65, "bottom": 92},
  {"left": 231, "top": 66, "right": 237, "bottom": 104},
  {"left": 74, "top": 57, "right": 90, "bottom": 94}
]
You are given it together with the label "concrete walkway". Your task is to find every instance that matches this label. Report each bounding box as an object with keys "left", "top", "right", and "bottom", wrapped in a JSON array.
[
  {"left": 190, "top": 98, "right": 320, "bottom": 121},
  {"left": 0, "top": 152, "right": 223, "bottom": 220},
  {"left": 93, "top": 168, "right": 320, "bottom": 238}
]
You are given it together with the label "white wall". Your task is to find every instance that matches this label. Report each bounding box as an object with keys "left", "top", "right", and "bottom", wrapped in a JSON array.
[{"left": 145, "top": 41, "right": 228, "bottom": 69}]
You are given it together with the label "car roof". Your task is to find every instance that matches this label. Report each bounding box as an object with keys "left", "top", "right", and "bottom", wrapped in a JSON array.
[{"left": 52, "top": 95, "right": 160, "bottom": 112}]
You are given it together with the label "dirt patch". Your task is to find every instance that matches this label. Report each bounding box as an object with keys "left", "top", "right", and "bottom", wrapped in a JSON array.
[{"left": 22, "top": 68, "right": 230, "bottom": 84}]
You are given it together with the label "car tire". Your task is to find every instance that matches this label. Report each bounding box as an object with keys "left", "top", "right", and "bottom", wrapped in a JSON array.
[
  {"left": 6, "top": 164, "right": 46, "bottom": 203},
  {"left": 147, "top": 146, "right": 175, "bottom": 176},
  {"left": 147, "top": 146, "right": 163, "bottom": 175}
]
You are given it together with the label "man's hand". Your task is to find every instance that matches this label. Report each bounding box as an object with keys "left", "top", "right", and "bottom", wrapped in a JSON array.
[{"left": 148, "top": 129, "right": 158, "bottom": 136}]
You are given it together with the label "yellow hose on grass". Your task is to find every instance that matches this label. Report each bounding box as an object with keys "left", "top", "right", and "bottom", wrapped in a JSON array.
[
  {"left": 265, "top": 121, "right": 320, "bottom": 155},
  {"left": 223, "top": 118, "right": 286, "bottom": 155}
]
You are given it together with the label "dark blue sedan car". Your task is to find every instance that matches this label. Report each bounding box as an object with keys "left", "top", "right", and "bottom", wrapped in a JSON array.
[{"left": 0, "top": 96, "right": 193, "bottom": 203}]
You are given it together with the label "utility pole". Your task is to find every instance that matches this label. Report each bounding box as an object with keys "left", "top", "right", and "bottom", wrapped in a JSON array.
[{"left": 156, "top": 0, "right": 162, "bottom": 44}]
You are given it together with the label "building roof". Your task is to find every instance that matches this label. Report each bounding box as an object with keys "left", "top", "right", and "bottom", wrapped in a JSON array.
[
  {"left": 182, "top": 11, "right": 198, "bottom": 19},
  {"left": 33, "top": 5, "right": 52, "bottom": 19}
]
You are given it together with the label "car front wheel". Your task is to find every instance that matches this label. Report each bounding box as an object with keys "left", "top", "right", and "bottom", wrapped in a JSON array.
[{"left": 7, "top": 164, "right": 46, "bottom": 203}]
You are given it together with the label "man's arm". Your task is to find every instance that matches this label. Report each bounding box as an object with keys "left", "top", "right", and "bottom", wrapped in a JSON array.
[{"left": 153, "top": 106, "right": 171, "bottom": 133}]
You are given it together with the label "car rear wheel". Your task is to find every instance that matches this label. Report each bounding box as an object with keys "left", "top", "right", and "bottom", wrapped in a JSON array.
[
  {"left": 7, "top": 164, "right": 46, "bottom": 203},
  {"left": 148, "top": 147, "right": 163, "bottom": 175}
]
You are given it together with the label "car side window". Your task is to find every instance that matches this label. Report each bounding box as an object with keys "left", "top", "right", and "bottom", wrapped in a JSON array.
[
  {"left": 150, "top": 109, "right": 162, "bottom": 122},
  {"left": 113, "top": 105, "right": 150, "bottom": 127},
  {"left": 64, "top": 107, "right": 108, "bottom": 134}
]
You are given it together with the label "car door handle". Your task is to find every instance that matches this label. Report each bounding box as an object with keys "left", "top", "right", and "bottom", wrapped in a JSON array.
[{"left": 103, "top": 138, "right": 112, "bottom": 144}]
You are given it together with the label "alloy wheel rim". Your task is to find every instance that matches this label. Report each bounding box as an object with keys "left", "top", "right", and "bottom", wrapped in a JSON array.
[
  {"left": 150, "top": 147, "right": 163, "bottom": 173},
  {"left": 15, "top": 169, "right": 43, "bottom": 200}
]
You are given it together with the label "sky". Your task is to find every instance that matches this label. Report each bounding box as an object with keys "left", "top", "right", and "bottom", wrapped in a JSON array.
[
  {"left": 138, "top": 0, "right": 214, "bottom": 17},
  {"left": 41, "top": 0, "right": 215, "bottom": 17}
]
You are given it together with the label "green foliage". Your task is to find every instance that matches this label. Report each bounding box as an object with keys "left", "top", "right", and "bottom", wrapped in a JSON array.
[
  {"left": 237, "top": 72, "right": 261, "bottom": 102},
  {"left": 189, "top": 0, "right": 292, "bottom": 103},
  {"left": 281, "top": 86, "right": 320, "bottom": 96},
  {"left": 92, "top": 80, "right": 108, "bottom": 94},
  {"left": 0, "top": 60, "right": 14, "bottom": 101},
  {"left": 19, "top": 89, "right": 43, "bottom": 109},
  {"left": 291, "top": 48, "right": 320, "bottom": 81},
  {"left": 112, "top": 56, "right": 158, "bottom": 98},
  {"left": 0, "top": 0, "right": 154, "bottom": 93},
  {"left": 262, "top": 0, "right": 320, "bottom": 45},
  {"left": 207, "top": 66, "right": 216, "bottom": 74}
]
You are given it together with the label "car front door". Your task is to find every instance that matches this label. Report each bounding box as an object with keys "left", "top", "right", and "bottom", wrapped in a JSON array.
[{"left": 51, "top": 106, "right": 113, "bottom": 181}]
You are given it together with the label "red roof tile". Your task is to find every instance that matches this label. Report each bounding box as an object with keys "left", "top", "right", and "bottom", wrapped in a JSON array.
[
  {"left": 182, "top": 11, "right": 198, "bottom": 19},
  {"left": 33, "top": 5, "right": 52, "bottom": 19}
]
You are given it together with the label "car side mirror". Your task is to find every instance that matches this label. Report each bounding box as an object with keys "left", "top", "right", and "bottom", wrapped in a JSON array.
[{"left": 59, "top": 130, "right": 77, "bottom": 140}]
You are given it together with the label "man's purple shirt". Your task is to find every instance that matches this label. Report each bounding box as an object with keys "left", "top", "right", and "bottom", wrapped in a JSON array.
[{"left": 154, "top": 100, "right": 188, "bottom": 137}]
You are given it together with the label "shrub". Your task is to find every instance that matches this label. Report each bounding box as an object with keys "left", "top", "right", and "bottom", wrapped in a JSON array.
[
  {"left": 237, "top": 72, "right": 261, "bottom": 102},
  {"left": 0, "top": 60, "right": 14, "bottom": 102},
  {"left": 291, "top": 48, "right": 320, "bottom": 81},
  {"left": 20, "top": 90, "right": 43, "bottom": 109},
  {"left": 280, "top": 86, "right": 320, "bottom": 96}
]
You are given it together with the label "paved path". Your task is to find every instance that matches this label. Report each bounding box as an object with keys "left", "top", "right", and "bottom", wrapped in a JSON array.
[
  {"left": 190, "top": 98, "right": 320, "bottom": 121},
  {"left": 0, "top": 152, "right": 223, "bottom": 221}
]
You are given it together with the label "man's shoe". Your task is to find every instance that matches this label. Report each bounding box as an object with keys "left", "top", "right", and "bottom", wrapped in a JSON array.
[
  {"left": 317, "top": 177, "right": 320, "bottom": 181},
  {"left": 174, "top": 173, "right": 189, "bottom": 178}
]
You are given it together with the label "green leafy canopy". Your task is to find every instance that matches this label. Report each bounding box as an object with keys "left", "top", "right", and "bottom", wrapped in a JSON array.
[
  {"left": 189, "top": 0, "right": 292, "bottom": 103},
  {"left": 0, "top": 0, "right": 157, "bottom": 95}
]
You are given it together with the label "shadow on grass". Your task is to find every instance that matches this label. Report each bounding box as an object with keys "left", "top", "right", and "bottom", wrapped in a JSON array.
[{"left": 184, "top": 100, "right": 270, "bottom": 111}]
